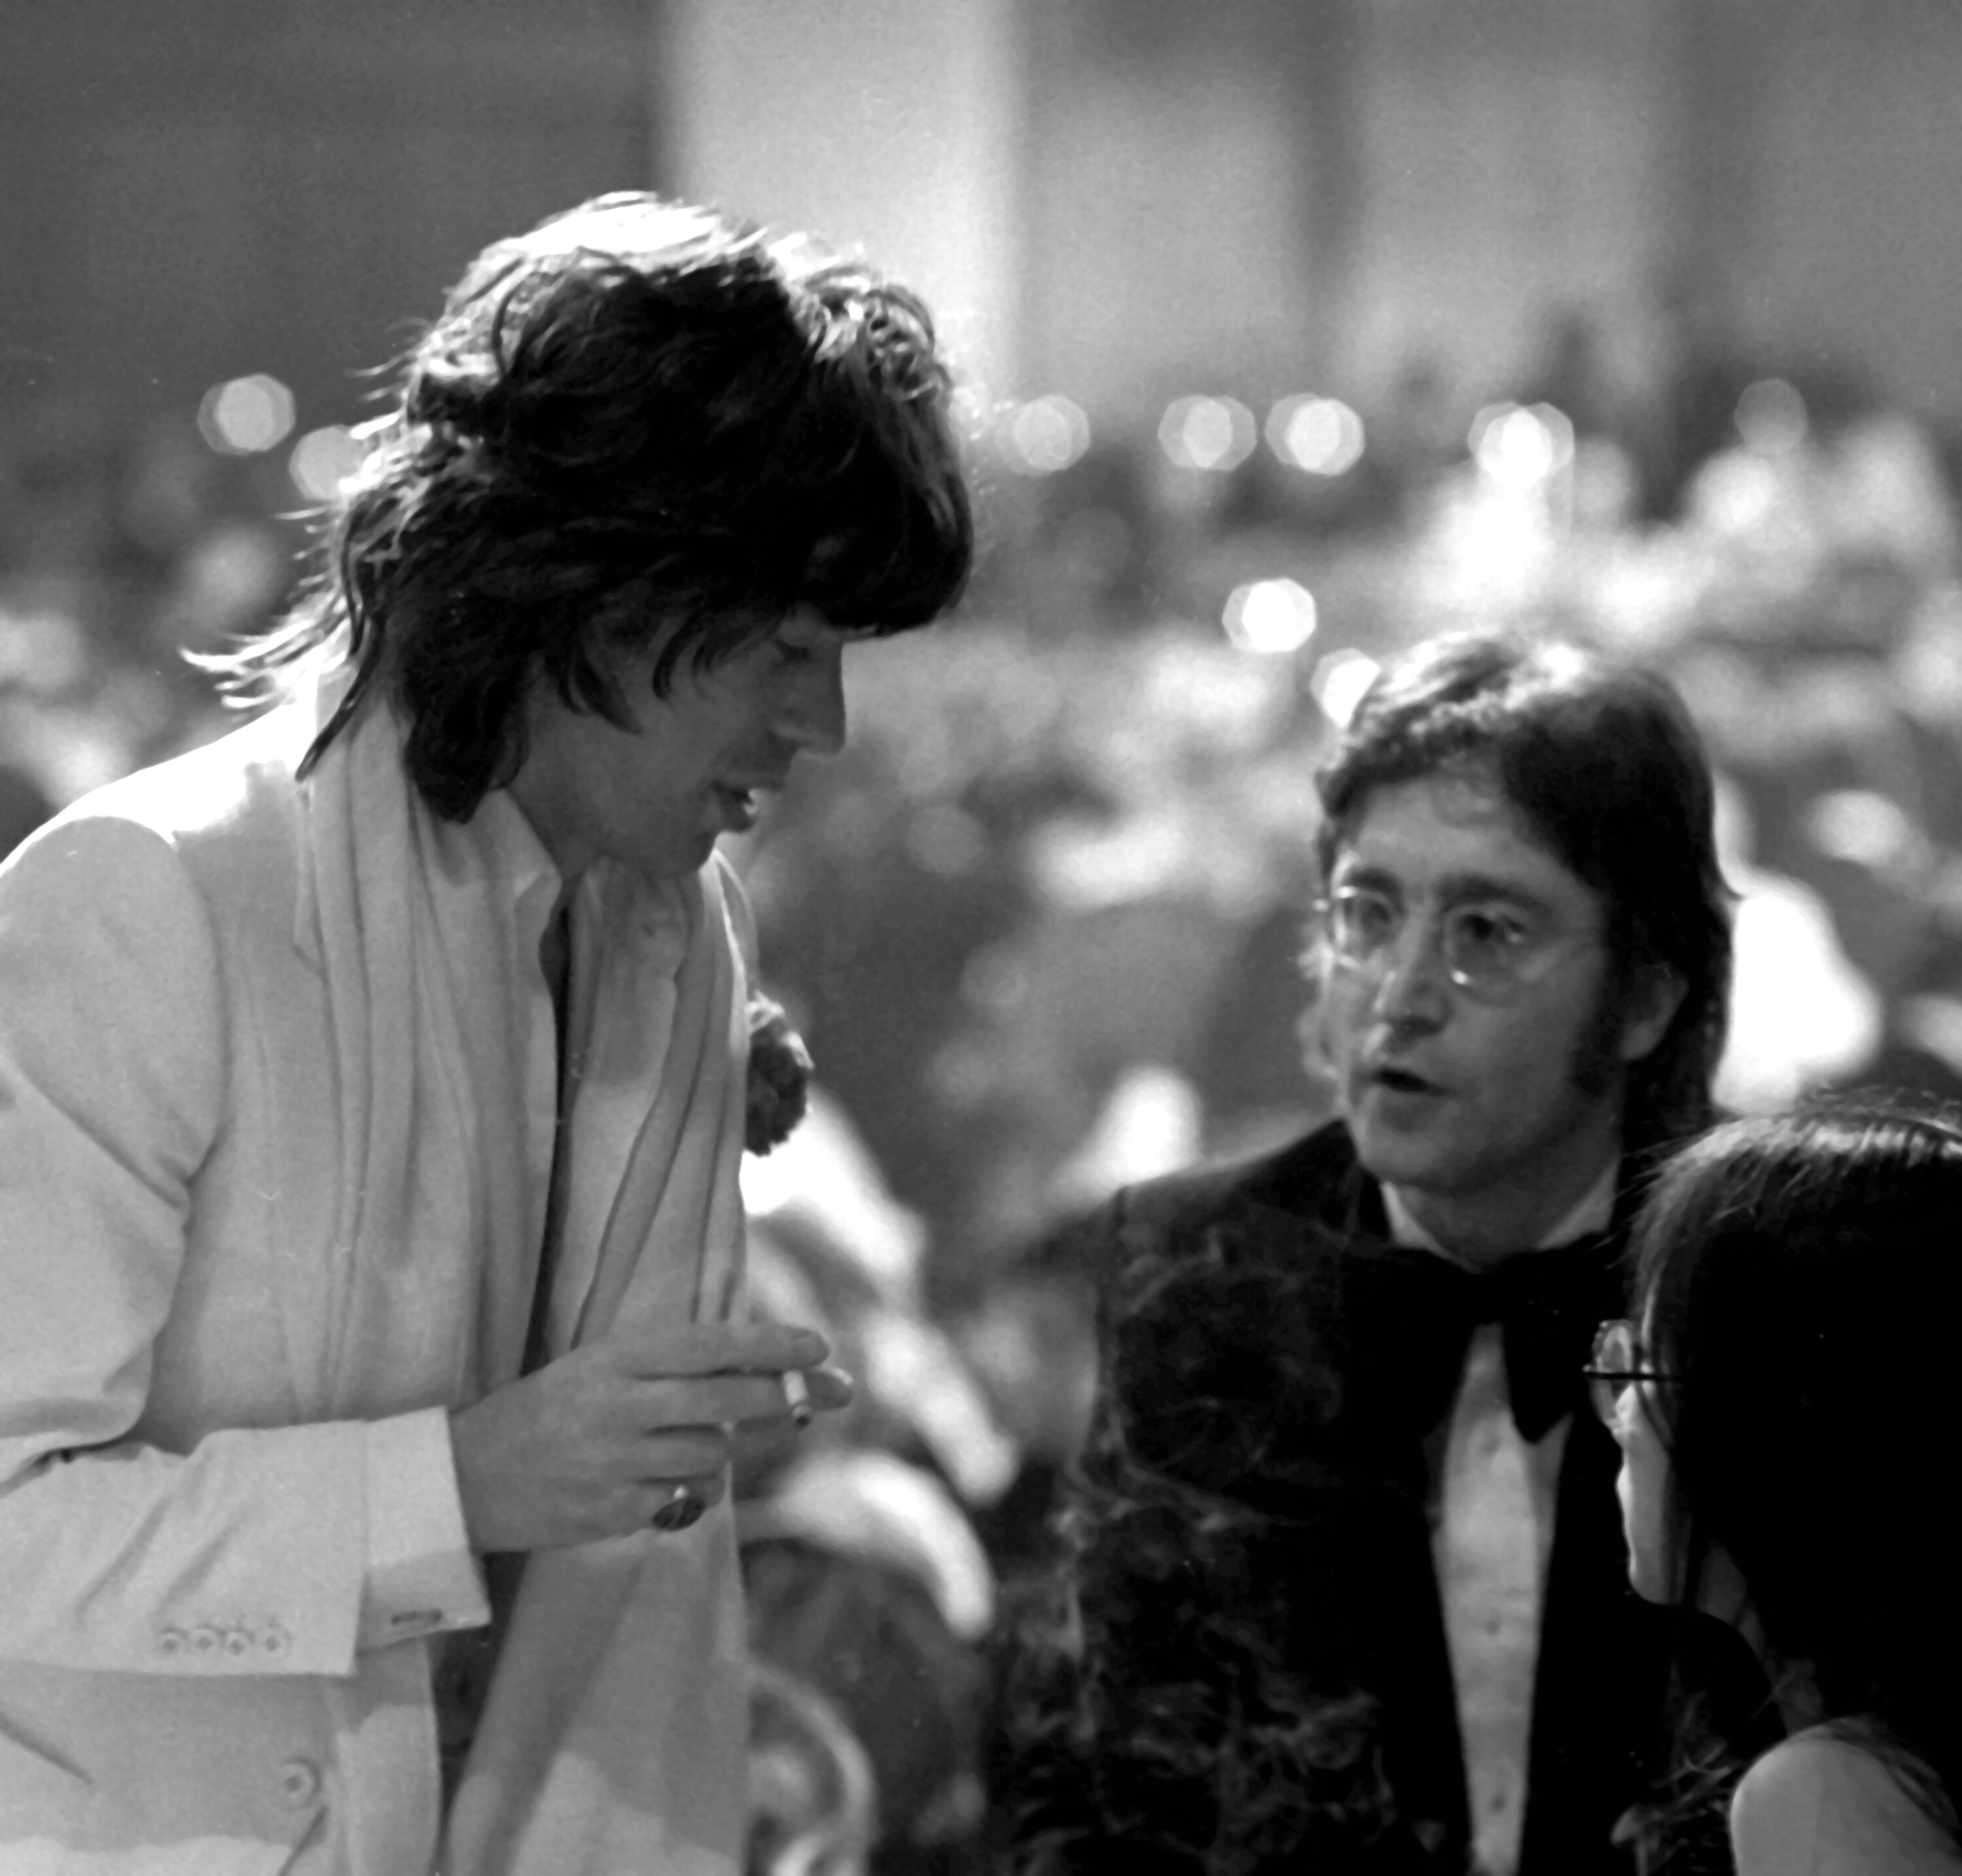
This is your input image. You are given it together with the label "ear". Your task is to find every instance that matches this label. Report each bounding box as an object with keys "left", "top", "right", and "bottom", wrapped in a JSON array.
[
  {"left": 1296, "top": 984, "right": 1336, "bottom": 1083},
  {"left": 1617, "top": 965, "right": 1686, "bottom": 1065}
]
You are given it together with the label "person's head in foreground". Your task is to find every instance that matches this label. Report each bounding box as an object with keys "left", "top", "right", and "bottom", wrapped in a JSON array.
[
  {"left": 1604, "top": 1093, "right": 1962, "bottom": 1871},
  {"left": 1309, "top": 628, "right": 1730, "bottom": 1255},
  {"left": 231, "top": 190, "right": 973, "bottom": 883}
]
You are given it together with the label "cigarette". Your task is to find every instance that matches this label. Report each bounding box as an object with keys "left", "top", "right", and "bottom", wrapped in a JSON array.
[{"left": 782, "top": 1369, "right": 812, "bottom": 1429}]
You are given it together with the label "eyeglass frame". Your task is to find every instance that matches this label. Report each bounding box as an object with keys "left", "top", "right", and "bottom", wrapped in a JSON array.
[
  {"left": 1312, "top": 879, "right": 1603, "bottom": 1004},
  {"left": 1582, "top": 1318, "right": 1674, "bottom": 1428}
]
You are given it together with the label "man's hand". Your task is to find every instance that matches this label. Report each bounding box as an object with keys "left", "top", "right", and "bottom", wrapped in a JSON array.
[{"left": 448, "top": 1322, "right": 851, "bottom": 1552}]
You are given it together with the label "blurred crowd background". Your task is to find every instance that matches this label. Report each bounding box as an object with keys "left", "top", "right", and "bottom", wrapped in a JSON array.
[{"left": 7, "top": 3, "right": 1962, "bottom": 1869}]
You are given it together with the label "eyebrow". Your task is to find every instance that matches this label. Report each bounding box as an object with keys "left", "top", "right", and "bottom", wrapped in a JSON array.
[{"left": 1330, "top": 861, "right": 1558, "bottom": 916}]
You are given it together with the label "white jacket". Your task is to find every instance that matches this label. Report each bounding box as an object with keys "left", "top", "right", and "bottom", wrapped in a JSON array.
[{"left": 0, "top": 698, "right": 753, "bottom": 1875}]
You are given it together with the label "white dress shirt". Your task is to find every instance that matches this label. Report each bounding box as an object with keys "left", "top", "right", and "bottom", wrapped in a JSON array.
[{"left": 1383, "top": 1165, "right": 1618, "bottom": 1876}]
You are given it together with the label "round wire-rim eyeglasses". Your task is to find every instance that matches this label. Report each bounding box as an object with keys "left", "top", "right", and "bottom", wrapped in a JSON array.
[{"left": 1315, "top": 885, "right": 1595, "bottom": 1003}]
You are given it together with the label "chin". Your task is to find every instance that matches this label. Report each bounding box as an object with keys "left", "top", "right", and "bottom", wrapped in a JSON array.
[
  {"left": 645, "top": 832, "right": 719, "bottom": 882},
  {"left": 1625, "top": 1545, "right": 1672, "bottom": 1605},
  {"left": 1347, "top": 1126, "right": 1459, "bottom": 1197},
  {"left": 1617, "top": 1467, "right": 1674, "bottom": 1604}
]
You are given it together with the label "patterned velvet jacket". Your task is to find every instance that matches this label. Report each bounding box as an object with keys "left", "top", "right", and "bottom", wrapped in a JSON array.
[{"left": 995, "top": 1121, "right": 1767, "bottom": 1876}]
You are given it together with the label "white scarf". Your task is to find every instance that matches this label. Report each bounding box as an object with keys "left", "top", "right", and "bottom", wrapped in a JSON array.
[{"left": 296, "top": 686, "right": 754, "bottom": 1874}]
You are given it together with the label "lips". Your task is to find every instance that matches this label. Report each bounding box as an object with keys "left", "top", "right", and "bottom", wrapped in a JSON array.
[
  {"left": 1370, "top": 1064, "right": 1443, "bottom": 1097},
  {"left": 712, "top": 776, "right": 789, "bottom": 834},
  {"left": 712, "top": 784, "right": 760, "bottom": 832}
]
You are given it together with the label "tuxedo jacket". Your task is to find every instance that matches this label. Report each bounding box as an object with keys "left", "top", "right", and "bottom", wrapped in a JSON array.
[{"left": 1001, "top": 1120, "right": 1744, "bottom": 1875}]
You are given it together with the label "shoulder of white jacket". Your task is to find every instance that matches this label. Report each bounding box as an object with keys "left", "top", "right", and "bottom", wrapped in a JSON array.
[{"left": 35, "top": 708, "right": 307, "bottom": 897}]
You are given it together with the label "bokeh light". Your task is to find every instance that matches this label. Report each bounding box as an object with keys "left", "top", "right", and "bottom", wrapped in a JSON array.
[
  {"left": 1693, "top": 452, "right": 1783, "bottom": 534},
  {"left": 1310, "top": 647, "right": 1380, "bottom": 726},
  {"left": 1266, "top": 394, "right": 1366, "bottom": 475},
  {"left": 1806, "top": 787, "right": 1923, "bottom": 871},
  {"left": 1001, "top": 395, "right": 1092, "bottom": 475},
  {"left": 1221, "top": 577, "right": 1317, "bottom": 653},
  {"left": 288, "top": 425, "right": 366, "bottom": 502},
  {"left": 197, "top": 374, "right": 296, "bottom": 456},
  {"left": 1470, "top": 401, "right": 1575, "bottom": 490},
  {"left": 1159, "top": 395, "right": 1256, "bottom": 472},
  {"left": 1735, "top": 377, "right": 1808, "bottom": 455}
]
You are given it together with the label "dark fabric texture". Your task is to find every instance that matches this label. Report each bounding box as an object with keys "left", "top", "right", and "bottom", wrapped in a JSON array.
[{"left": 991, "top": 1120, "right": 1765, "bottom": 1875}]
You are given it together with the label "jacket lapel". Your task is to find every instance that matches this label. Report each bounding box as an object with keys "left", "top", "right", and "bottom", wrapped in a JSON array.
[{"left": 1520, "top": 1412, "right": 1669, "bottom": 1873}]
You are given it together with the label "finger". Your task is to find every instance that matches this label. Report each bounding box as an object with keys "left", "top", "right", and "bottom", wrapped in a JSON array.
[
  {"left": 640, "top": 1375, "right": 812, "bottom": 1428},
  {"left": 627, "top": 1427, "right": 734, "bottom": 1479},
  {"left": 608, "top": 1322, "right": 829, "bottom": 1380},
  {"left": 799, "top": 1363, "right": 854, "bottom": 1414}
]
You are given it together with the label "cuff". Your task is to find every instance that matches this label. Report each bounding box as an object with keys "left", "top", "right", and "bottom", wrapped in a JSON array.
[{"left": 356, "top": 1407, "right": 490, "bottom": 1651}]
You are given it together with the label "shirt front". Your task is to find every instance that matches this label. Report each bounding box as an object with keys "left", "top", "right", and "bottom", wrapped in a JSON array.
[
  {"left": 1385, "top": 1164, "right": 1617, "bottom": 1876},
  {"left": 427, "top": 783, "right": 706, "bottom": 1800}
]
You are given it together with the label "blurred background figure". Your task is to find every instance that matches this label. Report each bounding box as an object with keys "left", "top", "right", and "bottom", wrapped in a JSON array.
[
  {"left": 748, "top": 1660, "right": 881, "bottom": 1876},
  {"left": 1711, "top": 778, "right": 1883, "bottom": 1114},
  {"left": 0, "top": 760, "right": 53, "bottom": 858}
]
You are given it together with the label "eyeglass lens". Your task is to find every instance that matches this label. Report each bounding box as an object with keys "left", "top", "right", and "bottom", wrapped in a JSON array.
[
  {"left": 1325, "top": 889, "right": 1538, "bottom": 997},
  {"left": 1589, "top": 1319, "right": 1638, "bottom": 1427}
]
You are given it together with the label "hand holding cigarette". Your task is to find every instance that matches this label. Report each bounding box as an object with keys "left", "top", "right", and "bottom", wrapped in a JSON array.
[{"left": 774, "top": 1360, "right": 853, "bottom": 1428}]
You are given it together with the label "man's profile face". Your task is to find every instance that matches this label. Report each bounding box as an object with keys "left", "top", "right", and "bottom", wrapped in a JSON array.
[
  {"left": 1317, "top": 764, "right": 1660, "bottom": 1242},
  {"left": 509, "top": 607, "right": 853, "bottom": 885}
]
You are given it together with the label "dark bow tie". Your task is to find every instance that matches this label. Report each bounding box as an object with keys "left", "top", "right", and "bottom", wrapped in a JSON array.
[{"left": 1355, "top": 1232, "right": 1625, "bottom": 1441}]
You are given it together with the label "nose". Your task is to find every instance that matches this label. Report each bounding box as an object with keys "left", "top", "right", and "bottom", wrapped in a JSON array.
[
  {"left": 774, "top": 640, "right": 848, "bottom": 757},
  {"left": 1610, "top": 1377, "right": 1648, "bottom": 1447},
  {"left": 1369, "top": 915, "right": 1451, "bottom": 1029}
]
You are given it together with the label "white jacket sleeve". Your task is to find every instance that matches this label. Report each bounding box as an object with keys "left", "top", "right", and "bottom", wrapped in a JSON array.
[{"left": 0, "top": 815, "right": 485, "bottom": 1679}]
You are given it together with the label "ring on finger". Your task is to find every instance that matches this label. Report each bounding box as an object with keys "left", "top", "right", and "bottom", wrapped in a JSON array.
[{"left": 651, "top": 1483, "right": 706, "bottom": 1533}]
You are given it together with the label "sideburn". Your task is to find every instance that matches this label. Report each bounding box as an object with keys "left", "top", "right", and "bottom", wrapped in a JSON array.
[
  {"left": 1562, "top": 961, "right": 1656, "bottom": 1106},
  {"left": 1569, "top": 957, "right": 1639, "bottom": 1102}
]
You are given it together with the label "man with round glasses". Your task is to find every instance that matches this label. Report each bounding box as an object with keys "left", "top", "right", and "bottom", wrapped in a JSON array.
[{"left": 1001, "top": 632, "right": 1765, "bottom": 1874}]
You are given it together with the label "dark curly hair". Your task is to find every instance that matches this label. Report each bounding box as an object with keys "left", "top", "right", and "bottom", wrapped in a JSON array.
[
  {"left": 1315, "top": 630, "right": 1732, "bottom": 1156},
  {"left": 216, "top": 192, "right": 973, "bottom": 819}
]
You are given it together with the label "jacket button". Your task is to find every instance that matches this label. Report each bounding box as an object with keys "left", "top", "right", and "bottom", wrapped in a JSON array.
[
  {"left": 260, "top": 1623, "right": 291, "bottom": 1658},
  {"left": 224, "top": 1628, "right": 254, "bottom": 1658},
  {"left": 277, "top": 1758, "right": 322, "bottom": 1808},
  {"left": 158, "top": 1627, "right": 186, "bottom": 1656},
  {"left": 191, "top": 1627, "right": 222, "bottom": 1658}
]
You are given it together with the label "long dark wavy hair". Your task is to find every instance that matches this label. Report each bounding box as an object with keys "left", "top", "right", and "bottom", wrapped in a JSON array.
[
  {"left": 1315, "top": 631, "right": 1733, "bottom": 1157},
  {"left": 1629, "top": 1092, "right": 1962, "bottom": 1855},
  {"left": 215, "top": 192, "right": 973, "bottom": 819}
]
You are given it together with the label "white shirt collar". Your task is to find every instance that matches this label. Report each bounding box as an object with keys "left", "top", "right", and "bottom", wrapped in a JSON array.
[{"left": 472, "top": 785, "right": 565, "bottom": 935}]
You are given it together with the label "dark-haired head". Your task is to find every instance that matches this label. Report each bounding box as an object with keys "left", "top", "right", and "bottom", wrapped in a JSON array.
[
  {"left": 1315, "top": 630, "right": 1731, "bottom": 1154},
  {"left": 224, "top": 192, "right": 973, "bottom": 819},
  {"left": 1628, "top": 1091, "right": 1962, "bottom": 1839}
]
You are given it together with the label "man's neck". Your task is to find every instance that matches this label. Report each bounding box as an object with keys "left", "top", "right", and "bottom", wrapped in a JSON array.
[{"left": 1385, "top": 1152, "right": 1620, "bottom": 1270}]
